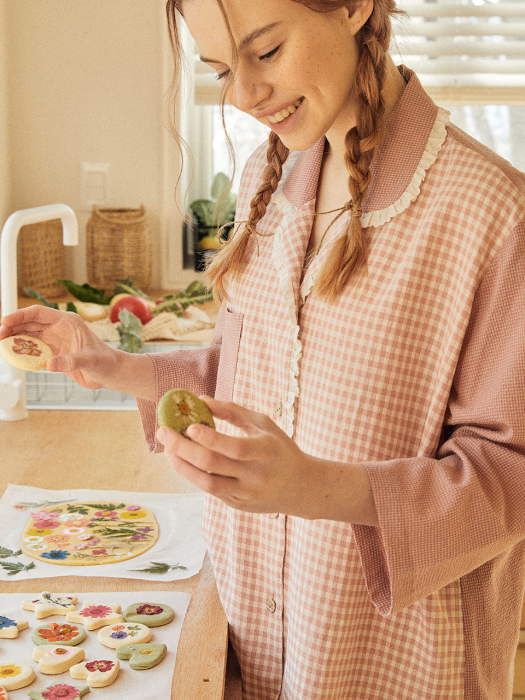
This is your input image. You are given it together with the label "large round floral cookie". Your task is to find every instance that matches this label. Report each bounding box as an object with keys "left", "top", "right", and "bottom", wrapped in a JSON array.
[{"left": 21, "top": 501, "right": 159, "bottom": 566}]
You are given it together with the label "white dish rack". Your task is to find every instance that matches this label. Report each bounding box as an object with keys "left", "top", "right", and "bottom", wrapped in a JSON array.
[{"left": 25, "top": 342, "right": 211, "bottom": 410}]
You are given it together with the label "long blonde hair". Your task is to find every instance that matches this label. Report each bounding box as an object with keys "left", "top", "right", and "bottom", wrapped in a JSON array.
[{"left": 166, "top": 0, "right": 401, "bottom": 301}]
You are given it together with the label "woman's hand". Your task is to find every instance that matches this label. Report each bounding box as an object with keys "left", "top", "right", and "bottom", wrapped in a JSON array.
[
  {"left": 157, "top": 396, "right": 379, "bottom": 524},
  {"left": 0, "top": 305, "right": 121, "bottom": 391}
]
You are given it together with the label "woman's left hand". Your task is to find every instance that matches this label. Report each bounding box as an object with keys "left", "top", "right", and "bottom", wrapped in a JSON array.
[
  {"left": 156, "top": 396, "right": 327, "bottom": 518},
  {"left": 156, "top": 396, "right": 379, "bottom": 524}
]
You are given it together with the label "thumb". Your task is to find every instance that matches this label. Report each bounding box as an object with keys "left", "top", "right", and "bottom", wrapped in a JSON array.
[{"left": 47, "top": 353, "right": 75, "bottom": 373}]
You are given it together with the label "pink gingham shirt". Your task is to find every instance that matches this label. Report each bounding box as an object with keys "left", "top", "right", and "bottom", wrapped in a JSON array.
[{"left": 138, "top": 69, "right": 525, "bottom": 699}]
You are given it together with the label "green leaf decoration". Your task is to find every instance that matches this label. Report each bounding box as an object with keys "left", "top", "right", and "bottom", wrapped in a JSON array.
[
  {"left": 0, "top": 546, "right": 22, "bottom": 558},
  {"left": 132, "top": 561, "right": 188, "bottom": 574},
  {"left": 56, "top": 279, "right": 112, "bottom": 304},
  {"left": 82, "top": 503, "right": 127, "bottom": 511},
  {"left": 0, "top": 560, "right": 36, "bottom": 576},
  {"left": 66, "top": 505, "right": 90, "bottom": 515}
]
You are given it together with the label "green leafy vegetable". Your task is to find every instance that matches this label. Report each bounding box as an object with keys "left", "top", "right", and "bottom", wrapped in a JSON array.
[
  {"left": 113, "top": 278, "right": 155, "bottom": 303},
  {"left": 0, "top": 560, "right": 35, "bottom": 576},
  {"left": 189, "top": 172, "right": 237, "bottom": 229},
  {"left": 0, "top": 546, "right": 22, "bottom": 558},
  {"left": 56, "top": 279, "right": 112, "bottom": 305},
  {"left": 132, "top": 561, "right": 188, "bottom": 574},
  {"left": 117, "top": 310, "right": 144, "bottom": 354},
  {"left": 23, "top": 289, "right": 77, "bottom": 314},
  {"left": 153, "top": 280, "right": 213, "bottom": 316}
]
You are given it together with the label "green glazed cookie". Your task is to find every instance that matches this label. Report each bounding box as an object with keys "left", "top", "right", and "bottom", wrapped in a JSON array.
[
  {"left": 32, "top": 622, "right": 86, "bottom": 647},
  {"left": 116, "top": 643, "right": 167, "bottom": 670},
  {"left": 27, "top": 681, "right": 90, "bottom": 699},
  {"left": 123, "top": 602, "right": 175, "bottom": 627},
  {"left": 158, "top": 389, "right": 215, "bottom": 438}
]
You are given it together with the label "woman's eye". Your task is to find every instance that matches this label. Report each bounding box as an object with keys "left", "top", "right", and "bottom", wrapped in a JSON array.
[
  {"left": 215, "top": 69, "right": 231, "bottom": 81},
  {"left": 259, "top": 46, "right": 280, "bottom": 62}
]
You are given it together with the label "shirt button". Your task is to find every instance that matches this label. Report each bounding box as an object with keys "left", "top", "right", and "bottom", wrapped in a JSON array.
[
  {"left": 275, "top": 402, "right": 282, "bottom": 416},
  {"left": 266, "top": 598, "right": 276, "bottom": 613},
  {"left": 269, "top": 513, "right": 279, "bottom": 518}
]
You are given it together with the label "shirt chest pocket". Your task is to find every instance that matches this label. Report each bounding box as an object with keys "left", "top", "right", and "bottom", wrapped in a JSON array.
[{"left": 214, "top": 309, "right": 244, "bottom": 402}]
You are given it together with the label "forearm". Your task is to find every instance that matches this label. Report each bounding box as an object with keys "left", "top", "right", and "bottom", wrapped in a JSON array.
[
  {"left": 303, "top": 456, "right": 379, "bottom": 526},
  {"left": 105, "top": 349, "right": 156, "bottom": 402}
]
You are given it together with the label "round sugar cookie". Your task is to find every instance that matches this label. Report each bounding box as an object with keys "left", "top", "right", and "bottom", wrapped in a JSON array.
[
  {"left": 0, "top": 335, "right": 53, "bottom": 371},
  {"left": 21, "top": 501, "right": 158, "bottom": 566},
  {"left": 32, "top": 622, "right": 86, "bottom": 647},
  {"left": 97, "top": 622, "right": 151, "bottom": 649},
  {"left": 123, "top": 602, "right": 174, "bottom": 627},
  {"left": 158, "top": 389, "right": 215, "bottom": 438},
  {"left": 116, "top": 643, "right": 167, "bottom": 670},
  {"left": 0, "top": 661, "right": 35, "bottom": 691}
]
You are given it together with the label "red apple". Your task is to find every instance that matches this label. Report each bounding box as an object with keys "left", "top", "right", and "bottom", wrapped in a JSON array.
[{"left": 110, "top": 295, "right": 152, "bottom": 325}]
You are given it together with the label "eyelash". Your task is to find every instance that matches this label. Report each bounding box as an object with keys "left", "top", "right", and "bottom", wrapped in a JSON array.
[{"left": 215, "top": 45, "right": 281, "bottom": 81}]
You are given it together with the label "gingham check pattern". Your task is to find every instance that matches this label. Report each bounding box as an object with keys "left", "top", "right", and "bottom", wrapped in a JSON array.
[{"left": 138, "top": 70, "right": 525, "bottom": 699}]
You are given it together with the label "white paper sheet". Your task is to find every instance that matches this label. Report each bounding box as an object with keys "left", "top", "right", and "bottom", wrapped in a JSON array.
[
  {"left": 0, "top": 590, "right": 190, "bottom": 700},
  {"left": 0, "top": 485, "right": 206, "bottom": 582}
]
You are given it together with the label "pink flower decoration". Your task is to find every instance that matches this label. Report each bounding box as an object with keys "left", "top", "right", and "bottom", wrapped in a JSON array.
[
  {"left": 70, "top": 543, "right": 87, "bottom": 551},
  {"left": 41, "top": 684, "right": 81, "bottom": 700},
  {"left": 126, "top": 505, "right": 140, "bottom": 511},
  {"left": 85, "top": 660, "right": 114, "bottom": 673},
  {"left": 80, "top": 604, "right": 112, "bottom": 618},
  {"left": 13, "top": 503, "right": 29, "bottom": 510},
  {"left": 34, "top": 519, "right": 60, "bottom": 530},
  {"left": 45, "top": 535, "right": 69, "bottom": 544},
  {"left": 78, "top": 534, "right": 92, "bottom": 541},
  {"left": 94, "top": 510, "right": 118, "bottom": 518},
  {"left": 13, "top": 337, "right": 42, "bottom": 356},
  {"left": 63, "top": 518, "right": 89, "bottom": 528},
  {"left": 90, "top": 538, "right": 100, "bottom": 545},
  {"left": 62, "top": 527, "right": 85, "bottom": 535},
  {"left": 92, "top": 549, "right": 107, "bottom": 556}
]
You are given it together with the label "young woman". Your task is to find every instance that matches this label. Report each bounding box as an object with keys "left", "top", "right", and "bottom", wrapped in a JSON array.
[{"left": 2, "top": 1, "right": 525, "bottom": 698}]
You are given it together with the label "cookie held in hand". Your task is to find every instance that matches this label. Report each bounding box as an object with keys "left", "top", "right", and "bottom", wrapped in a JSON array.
[
  {"left": 158, "top": 389, "right": 215, "bottom": 438},
  {"left": 0, "top": 335, "right": 53, "bottom": 371}
]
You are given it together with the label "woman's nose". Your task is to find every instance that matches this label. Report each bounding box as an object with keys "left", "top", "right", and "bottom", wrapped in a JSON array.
[{"left": 229, "top": 66, "right": 271, "bottom": 114}]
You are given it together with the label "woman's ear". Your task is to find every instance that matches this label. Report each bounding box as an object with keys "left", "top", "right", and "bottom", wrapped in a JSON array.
[{"left": 345, "top": 0, "right": 374, "bottom": 34}]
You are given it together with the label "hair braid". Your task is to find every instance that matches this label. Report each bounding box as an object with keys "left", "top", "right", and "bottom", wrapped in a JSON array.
[
  {"left": 314, "top": 2, "right": 393, "bottom": 301},
  {"left": 206, "top": 131, "right": 289, "bottom": 300}
]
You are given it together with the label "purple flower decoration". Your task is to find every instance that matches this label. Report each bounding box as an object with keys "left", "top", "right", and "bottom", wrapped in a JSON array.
[
  {"left": 130, "top": 534, "right": 148, "bottom": 541},
  {"left": 110, "top": 630, "right": 128, "bottom": 639},
  {"left": 126, "top": 505, "right": 140, "bottom": 511},
  {"left": 137, "top": 527, "right": 153, "bottom": 533}
]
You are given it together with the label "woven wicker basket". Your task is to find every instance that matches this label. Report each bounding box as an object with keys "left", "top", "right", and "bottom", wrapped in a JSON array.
[
  {"left": 18, "top": 218, "right": 65, "bottom": 298},
  {"left": 86, "top": 205, "right": 151, "bottom": 291}
]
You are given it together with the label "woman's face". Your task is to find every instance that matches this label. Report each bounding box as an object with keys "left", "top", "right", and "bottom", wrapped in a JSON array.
[{"left": 183, "top": 0, "right": 369, "bottom": 152}]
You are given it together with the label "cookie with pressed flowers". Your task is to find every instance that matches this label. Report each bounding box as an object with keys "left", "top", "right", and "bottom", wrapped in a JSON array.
[
  {"left": 22, "top": 592, "right": 78, "bottom": 619},
  {"left": 32, "top": 646, "right": 85, "bottom": 675},
  {"left": 158, "top": 389, "right": 215, "bottom": 438},
  {"left": 97, "top": 622, "right": 151, "bottom": 649},
  {"left": 0, "top": 615, "right": 28, "bottom": 638},
  {"left": 27, "top": 682, "right": 89, "bottom": 700},
  {"left": 0, "top": 661, "right": 35, "bottom": 691},
  {"left": 0, "top": 335, "right": 53, "bottom": 371},
  {"left": 116, "top": 643, "right": 167, "bottom": 670},
  {"left": 69, "top": 659, "right": 120, "bottom": 688},
  {"left": 123, "top": 602, "right": 174, "bottom": 627},
  {"left": 66, "top": 602, "right": 123, "bottom": 631},
  {"left": 32, "top": 622, "right": 86, "bottom": 647},
  {"left": 0, "top": 685, "right": 8, "bottom": 699}
]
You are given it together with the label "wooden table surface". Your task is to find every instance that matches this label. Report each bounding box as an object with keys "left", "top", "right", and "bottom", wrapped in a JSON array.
[{"left": 0, "top": 410, "right": 228, "bottom": 700}]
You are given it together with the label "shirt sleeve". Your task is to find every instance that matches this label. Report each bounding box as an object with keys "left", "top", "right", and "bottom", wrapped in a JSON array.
[
  {"left": 352, "top": 220, "right": 525, "bottom": 616},
  {"left": 136, "top": 302, "right": 225, "bottom": 453}
]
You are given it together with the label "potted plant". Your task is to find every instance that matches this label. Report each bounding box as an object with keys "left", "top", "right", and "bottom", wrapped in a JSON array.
[{"left": 189, "top": 172, "right": 237, "bottom": 272}]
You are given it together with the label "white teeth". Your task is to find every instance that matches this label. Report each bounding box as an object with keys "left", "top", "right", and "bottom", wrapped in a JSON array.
[{"left": 265, "top": 99, "right": 302, "bottom": 124}]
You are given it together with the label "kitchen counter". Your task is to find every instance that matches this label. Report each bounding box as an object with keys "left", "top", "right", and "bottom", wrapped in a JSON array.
[{"left": 0, "top": 409, "right": 229, "bottom": 699}]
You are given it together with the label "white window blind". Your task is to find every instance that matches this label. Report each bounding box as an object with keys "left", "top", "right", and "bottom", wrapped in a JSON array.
[
  {"left": 393, "top": 0, "right": 525, "bottom": 103},
  {"left": 190, "top": 0, "right": 525, "bottom": 105}
]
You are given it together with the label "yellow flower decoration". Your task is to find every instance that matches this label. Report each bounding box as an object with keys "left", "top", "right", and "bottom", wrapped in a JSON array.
[
  {"left": 0, "top": 664, "right": 22, "bottom": 678},
  {"left": 121, "top": 511, "right": 146, "bottom": 519},
  {"left": 27, "top": 528, "right": 52, "bottom": 536}
]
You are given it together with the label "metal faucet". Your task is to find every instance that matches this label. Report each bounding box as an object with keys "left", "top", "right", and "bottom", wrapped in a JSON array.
[{"left": 0, "top": 204, "right": 78, "bottom": 421}]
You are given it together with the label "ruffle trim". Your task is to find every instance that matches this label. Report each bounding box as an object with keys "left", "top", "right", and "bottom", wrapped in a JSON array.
[
  {"left": 361, "top": 106, "right": 450, "bottom": 228},
  {"left": 272, "top": 203, "right": 303, "bottom": 437}
]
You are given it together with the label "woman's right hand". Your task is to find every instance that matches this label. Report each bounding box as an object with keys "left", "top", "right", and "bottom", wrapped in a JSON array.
[{"left": 0, "top": 305, "right": 119, "bottom": 390}]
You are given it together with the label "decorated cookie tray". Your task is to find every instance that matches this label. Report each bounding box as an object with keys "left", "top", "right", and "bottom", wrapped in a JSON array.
[
  {"left": 0, "top": 486, "right": 206, "bottom": 583},
  {"left": 24, "top": 342, "right": 211, "bottom": 411},
  {"left": 0, "top": 591, "right": 190, "bottom": 700}
]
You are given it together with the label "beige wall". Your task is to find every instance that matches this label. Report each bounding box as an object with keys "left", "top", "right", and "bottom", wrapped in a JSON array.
[
  {"left": 0, "top": 0, "right": 10, "bottom": 230},
  {"left": 3, "top": 0, "right": 167, "bottom": 287}
]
